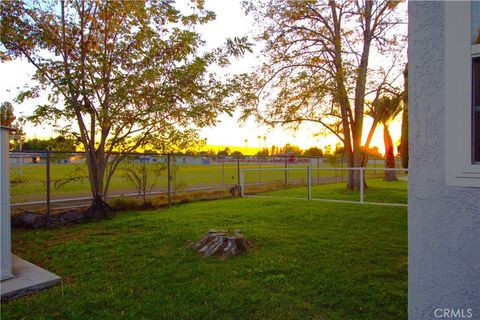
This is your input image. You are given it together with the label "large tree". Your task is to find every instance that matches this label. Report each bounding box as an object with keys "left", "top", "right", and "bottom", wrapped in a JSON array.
[
  {"left": 240, "top": 0, "right": 406, "bottom": 189},
  {"left": 1, "top": 0, "right": 243, "bottom": 206}
]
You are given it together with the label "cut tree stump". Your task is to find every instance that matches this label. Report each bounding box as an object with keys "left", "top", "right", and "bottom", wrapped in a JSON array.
[{"left": 193, "top": 229, "right": 252, "bottom": 257}]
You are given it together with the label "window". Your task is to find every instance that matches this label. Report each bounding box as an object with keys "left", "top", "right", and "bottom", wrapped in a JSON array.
[
  {"left": 471, "top": 1, "right": 480, "bottom": 164},
  {"left": 444, "top": 2, "right": 480, "bottom": 187},
  {"left": 474, "top": 58, "right": 480, "bottom": 163},
  {"left": 472, "top": 3, "right": 480, "bottom": 163}
]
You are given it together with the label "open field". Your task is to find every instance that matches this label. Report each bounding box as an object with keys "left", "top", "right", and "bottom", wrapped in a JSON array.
[
  {"left": 3, "top": 197, "right": 407, "bottom": 320},
  {"left": 10, "top": 161, "right": 306, "bottom": 203},
  {"left": 10, "top": 157, "right": 394, "bottom": 207}
]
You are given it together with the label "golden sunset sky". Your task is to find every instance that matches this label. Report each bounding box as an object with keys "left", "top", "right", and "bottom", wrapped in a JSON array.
[{"left": 0, "top": 0, "right": 405, "bottom": 155}]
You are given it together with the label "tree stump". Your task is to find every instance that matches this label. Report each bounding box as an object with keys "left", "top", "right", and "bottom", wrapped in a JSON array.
[{"left": 193, "top": 230, "right": 252, "bottom": 257}]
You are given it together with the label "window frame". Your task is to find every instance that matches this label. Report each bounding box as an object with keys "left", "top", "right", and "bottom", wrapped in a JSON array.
[
  {"left": 444, "top": 2, "right": 480, "bottom": 187},
  {"left": 472, "top": 53, "right": 480, "bottom": 164}
]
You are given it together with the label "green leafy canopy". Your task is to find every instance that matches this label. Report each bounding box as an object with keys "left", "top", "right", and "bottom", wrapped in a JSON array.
[{"left": 1, "top": 0, "right": 250, "bottom": 198}]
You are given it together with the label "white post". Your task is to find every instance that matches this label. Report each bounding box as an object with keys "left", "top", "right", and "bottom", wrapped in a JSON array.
[
  {"left": 307, "top": 166, "right": 311, "bottom": 200},
  {"left": 19, "top": 135, "right": 23, "bottom": 178},
  {"left": 240, "top": 169, "right": 244, "bottom": 197},
  {"left": 1, "top": 126, "right": 14, "bottom": 280},
  {"left": 360, "top": 168, "right": 364, "bottom": 203}
]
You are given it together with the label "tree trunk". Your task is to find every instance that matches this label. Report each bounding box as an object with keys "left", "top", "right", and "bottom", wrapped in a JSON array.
[
  {"left": 362, "top": 119, "right": 378, "bottom": 166},
  {"left": 351, "top": 1, "right": 373, "bottom": 190},
  {"left": 86, "top": 194, "right": 115, "bottom": 219},
  {"left": 84, "top": 144, "right": 106, "bottom": 200},
  {"left": 383, "top": 126, "right": 398, "bottom": 181},
  {"left": 331, "top": 1, "right": 372, "bottom": 190}
]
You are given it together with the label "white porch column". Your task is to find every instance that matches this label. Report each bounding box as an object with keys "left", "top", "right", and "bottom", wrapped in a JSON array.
[{"left": 0, "top": 126, "right": 14, "bottom": 281}]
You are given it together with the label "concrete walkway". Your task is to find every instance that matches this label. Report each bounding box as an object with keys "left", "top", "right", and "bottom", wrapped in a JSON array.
[{"left": 1, "top": 255, "right": 61, "bottom": 301}]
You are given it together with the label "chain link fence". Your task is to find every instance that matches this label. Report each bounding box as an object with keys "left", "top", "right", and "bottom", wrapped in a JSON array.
[
  {"left": 241, "top": 166, "right": 408, "bottom": 206},
  {"left": 10, "top": 151, "right": 401, "bottom": 214}
]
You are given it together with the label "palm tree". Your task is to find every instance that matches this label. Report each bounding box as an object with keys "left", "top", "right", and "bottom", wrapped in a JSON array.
[
  {"left": 263, "top": 135, "right": 267, "bottom": 155},
  {"left": 366, "top": 95, "right": 403, "bottom": 181},
  {"left": 257, "top": 135, "right": 261, "bottom": 154}
]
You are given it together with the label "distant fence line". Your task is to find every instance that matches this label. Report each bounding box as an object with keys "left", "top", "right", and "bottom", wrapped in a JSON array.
[
  {"left": 9, "top": 150, "right": 390, "bottom": 165},
  {"left": 9, "top": 150, "right": 401, "bottom": 214},
  {"left": 240, "top": 166, "right": 408, "bottom": 207}
]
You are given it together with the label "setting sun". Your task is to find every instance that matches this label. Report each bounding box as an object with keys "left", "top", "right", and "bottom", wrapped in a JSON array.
[{"left": 199, "top": 114, "right": 403, "bottom": 156}]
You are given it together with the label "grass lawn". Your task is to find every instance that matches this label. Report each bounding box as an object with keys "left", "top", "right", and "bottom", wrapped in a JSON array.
[
  {"left": 257, "top": 178, "right": 408, "bottom": 204},
  {"left": 3, "top": 197, "right": 407, "bottom": 320}
]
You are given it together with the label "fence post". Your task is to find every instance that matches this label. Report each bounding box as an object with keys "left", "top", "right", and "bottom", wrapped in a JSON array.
[
  {"left": 360, "top": 168, "right": 364, "bottom": 203},
  {"left": 237, "top": 156, "right": 240, "bottom": 196},
  {"left": 341, "top": 155, "right": 344, "bottom": 181},
  {"left": 19, "top": 146, "right": 23, "bottom": 178},
  {"left": 46, "top": 150, "right": 51, "bottom": 218},
  {"left": 258, "top": 157, "right": 262, "bottom": 183},
  {"left": 167, "top": 154, "right": 171, "bottom": 207},
  {"left": 240, "top": 169, "right": 244, "bottom": 197},
  {"left": 307, "top": 166, "right": 311, "bottom": 200},
  {"left": 221, "top": 157, "right": 225, "bottom": 186},
  {"left": 284, "top": 155, "right": 287, "bottom": 188}
]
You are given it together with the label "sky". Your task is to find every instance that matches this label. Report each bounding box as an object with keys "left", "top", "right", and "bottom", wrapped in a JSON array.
[{"left": 0, "top": 0, "right": 405, "bottom": 154}]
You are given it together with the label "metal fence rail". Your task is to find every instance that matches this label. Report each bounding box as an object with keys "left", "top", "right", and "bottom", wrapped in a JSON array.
[
  {"left": 240, "top": 167, "right": 408, "bottom": 207},
  {"left": 9, "top": 150, "right": 402, "bottom": 213}
]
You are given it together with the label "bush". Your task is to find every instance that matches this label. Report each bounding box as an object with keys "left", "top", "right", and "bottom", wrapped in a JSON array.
[
  {"left": 109, "top": 197, "right": 155, "bottom": 211},
  {"left": 109, "top": 189, "right": 233, "bottom": 212}
]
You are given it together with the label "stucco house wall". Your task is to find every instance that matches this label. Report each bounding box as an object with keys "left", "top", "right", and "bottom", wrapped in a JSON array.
[{"left": 409, "top": 2, "right": 480, "bottom": 319}]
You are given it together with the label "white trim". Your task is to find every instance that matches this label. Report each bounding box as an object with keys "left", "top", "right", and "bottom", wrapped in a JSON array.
[
  {"left": 444, "top": 1, "right": 480, "bottom": 187},
  {"left": 1, "top": 127, "right": 13, "bottom": 281},
  {"left": 472, "top": 44, "right": 480, "bottom": 56}
]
